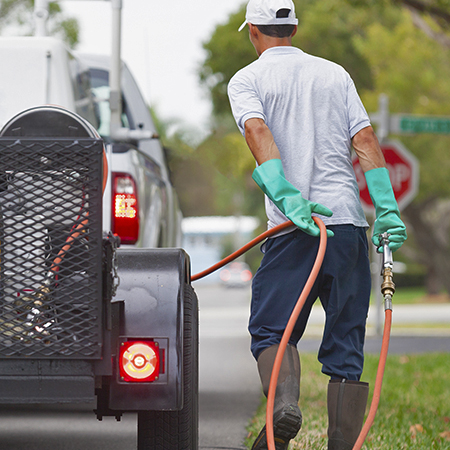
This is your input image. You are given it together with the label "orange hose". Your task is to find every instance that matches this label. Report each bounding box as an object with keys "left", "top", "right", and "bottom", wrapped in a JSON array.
[
  {"left": 190, "top": 220, "right": 295, "bottom": 282},
  {"left": 190, "top": 218, "right": 390, "bottom": 450},
  {"left": 102, "top": 148, "right": 108, "bottom": 194},
  {"left": 266, "top": 217, "right": 327, "bottom": 450},
  {"left": 352, "top": 308, "right": 392, "bottom": 450},
  {"left": 50, "top": 218, "right": 89, "bottom": 273},
  {"left": 50, "top": 148, "right": 108, "bottom": 275}
]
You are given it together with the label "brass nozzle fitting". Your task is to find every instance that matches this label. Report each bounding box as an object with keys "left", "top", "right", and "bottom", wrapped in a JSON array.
[{"left": 381, "top": 267, "right": 395, "bottom": 297}]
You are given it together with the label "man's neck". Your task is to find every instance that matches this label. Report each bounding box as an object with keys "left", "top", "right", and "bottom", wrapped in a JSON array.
[{"left": 258, "top": 40, "right": 292, "bottom": 56}]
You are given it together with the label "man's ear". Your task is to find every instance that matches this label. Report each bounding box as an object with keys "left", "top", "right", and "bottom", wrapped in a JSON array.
[
  {"left": 248, "top": 23, "right": 259, "bottom": 39},
  {"left": 291, "top": 25, "right": 298, "bottom": 38}
]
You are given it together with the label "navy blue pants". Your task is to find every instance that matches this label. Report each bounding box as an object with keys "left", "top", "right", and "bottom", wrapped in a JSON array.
[{"left": 249, "top": 225, "right": 371, "bottom": 381}]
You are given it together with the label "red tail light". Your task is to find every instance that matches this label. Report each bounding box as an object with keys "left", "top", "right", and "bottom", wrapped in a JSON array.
[
  {"left": 112, "top": 173, "right": 139, "bottom": 244},
  {"left": 241, "top": 269, "right": 253, "bottom": 282},
  {"left": 119, "top": 341, "right": 160, "bottom": 382}
]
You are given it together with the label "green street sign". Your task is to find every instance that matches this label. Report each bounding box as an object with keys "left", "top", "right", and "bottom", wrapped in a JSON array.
[{"left": 398, "top": 115, "right": 450, "bottom": 134}]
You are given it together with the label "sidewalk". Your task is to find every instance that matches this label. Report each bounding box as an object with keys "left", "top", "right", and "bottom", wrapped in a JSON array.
[
  {"left": 298, "top": 302, "right": 450, "bottom": 354},
  {"left": 301, "top": 302, "right": 450, "bottom": 338},
  {"left": 197, "top": 284, "right": 450, "bottom": 450}
]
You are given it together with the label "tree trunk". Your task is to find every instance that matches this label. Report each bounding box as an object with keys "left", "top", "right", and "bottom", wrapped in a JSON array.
[
  {"left": 425, "top": 266, "right": 442, "bottom": 296},
  {"left": 403, "top": 200, "right": 450, "bottom": 298}
]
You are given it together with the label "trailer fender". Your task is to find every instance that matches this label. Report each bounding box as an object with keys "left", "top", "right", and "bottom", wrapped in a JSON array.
[{"left": 108, "top": 248, "right": 191, "bottom": 411}]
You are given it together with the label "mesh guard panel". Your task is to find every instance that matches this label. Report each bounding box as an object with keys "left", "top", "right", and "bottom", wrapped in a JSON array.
[{"left": 0, "top": 139, "right": 103, "bottom": 358}]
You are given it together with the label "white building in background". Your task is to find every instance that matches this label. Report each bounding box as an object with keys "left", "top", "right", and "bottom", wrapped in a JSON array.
[{"left": 182, "top": 216, "right": 260, "bottom": 284}]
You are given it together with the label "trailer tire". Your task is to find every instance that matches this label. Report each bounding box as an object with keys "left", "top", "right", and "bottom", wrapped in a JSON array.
[{"left": 137, "top": 283, "right": 199, "bottom": 450}]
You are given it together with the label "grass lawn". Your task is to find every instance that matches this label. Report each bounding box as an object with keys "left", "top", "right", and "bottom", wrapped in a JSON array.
[
  {"left": 245, "top": 353, "right": 450, "bottom": 449},
  {"left": 370, "top": 286, "right": 450, "bottom": 305}
]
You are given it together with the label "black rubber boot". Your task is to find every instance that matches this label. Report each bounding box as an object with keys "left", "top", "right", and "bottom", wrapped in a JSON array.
[
  {"left": 327, "top": 379, "right": 369, "bottom": 450},
  {"left": 251, "top": 344, "right": 302, "bottom": 450}
]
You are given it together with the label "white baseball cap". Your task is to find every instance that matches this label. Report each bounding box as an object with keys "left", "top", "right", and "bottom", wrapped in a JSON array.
[{"left": 238, "top": 0, "right": 298, "bottom": 32}]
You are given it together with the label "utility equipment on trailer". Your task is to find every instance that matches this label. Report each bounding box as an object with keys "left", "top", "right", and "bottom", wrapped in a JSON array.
[{"left": 0, "top": 106, "right": 198, "bottom": 449}]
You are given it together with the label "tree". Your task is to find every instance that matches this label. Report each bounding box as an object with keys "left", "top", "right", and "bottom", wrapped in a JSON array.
[
  {"left": 350, "top": 0, "right": 450, "bottom": 39},
  {"left": 0, "top": 0, "right": 79, "bottom": 47},
  {"left": 200, "top": 8, "right": 254, "bottom": 119},
  {"left": 200, "top": 0, "right": 383, "bottom": 119},
  {"left": 158, "top": 115, "right": 264, "bottom": 218},
  {"left": 195, "top": 122, "right": 264, "bottom": 218},
  {"left": 355, "top": 12, "right": 450, "bottom": 294},
  {"left": 199, "top": 0, "right": 450, "bottom": 296},
  {"left": 198, "top": 0, "right": 386, "bottom": 222}
]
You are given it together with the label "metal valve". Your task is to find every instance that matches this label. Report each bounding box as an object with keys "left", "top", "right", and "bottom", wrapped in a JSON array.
[{"left": 380, "top": 233, "right": 395, "bottom": 311}]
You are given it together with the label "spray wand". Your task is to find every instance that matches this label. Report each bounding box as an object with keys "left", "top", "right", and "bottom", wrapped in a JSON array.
[
  {"left": 381, "top": 232, "right": 395, "bottom": 311},
  {"left": 352, "top": 233, "right": 395, "bottom": 450}
]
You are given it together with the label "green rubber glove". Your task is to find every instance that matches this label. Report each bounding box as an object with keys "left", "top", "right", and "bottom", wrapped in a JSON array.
[
  {"left": 252, "top": 159, "right": 334, "bottom": 237},
  {"left": 365, "top": 167, "right": 407, "bottom": 252}
]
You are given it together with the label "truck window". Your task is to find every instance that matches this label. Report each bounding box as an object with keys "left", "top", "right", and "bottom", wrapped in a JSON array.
[
  {"left": 69, "top": 59, "right": 99, "bottom": 130},
  {"left": 89, "top": 68, "right": 133, "bottom": 141}
]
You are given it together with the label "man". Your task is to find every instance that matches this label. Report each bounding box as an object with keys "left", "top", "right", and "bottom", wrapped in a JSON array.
[{"left": 227, "top": 1, "right": 407, "bottom": 449}]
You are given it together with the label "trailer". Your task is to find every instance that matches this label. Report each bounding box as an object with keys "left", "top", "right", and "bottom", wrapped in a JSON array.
[{"left": 0, "top": 106, "right": 198, "bottom": 449}]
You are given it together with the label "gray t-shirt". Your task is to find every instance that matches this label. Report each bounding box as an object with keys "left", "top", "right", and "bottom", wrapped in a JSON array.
[{"left": 228, "top": 46, "right": 370, "bottom": 230}]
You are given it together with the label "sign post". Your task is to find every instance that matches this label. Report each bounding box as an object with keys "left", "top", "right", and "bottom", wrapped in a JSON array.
[
  {"left": 353, "top": 140, "right": 419, "bottom": 336},
  {"left": 370, "top": 94, "right": 450, "bottom": 137},
  {"left": 356, "top": 95, "right": 423, "bottom": 335}
]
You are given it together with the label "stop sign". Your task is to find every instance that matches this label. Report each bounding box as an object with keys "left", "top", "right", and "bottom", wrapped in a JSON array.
[{"left": 352, "top": 140, "right": 419, "bottom": 212}]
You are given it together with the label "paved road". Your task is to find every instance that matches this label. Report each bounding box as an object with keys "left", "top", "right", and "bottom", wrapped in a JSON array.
[
  {"left": 0, "top": 283, "right": 257, "bottom": 450},
  {"left": 195, "top": 282, "right": 450, "bottom": 450},
  {"left": 197, "top": 283, "right": 259, "bottom": 450},
  {"left": 0, "top": 282, "right": 447, "bottom": 450},
  {"left": 0, "top": 403, "right": 137, "bottom": 450}
]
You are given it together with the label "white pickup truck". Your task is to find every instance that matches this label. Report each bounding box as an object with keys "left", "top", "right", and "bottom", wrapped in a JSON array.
[
  {"left": 0, "top": 36, "right": 182, "bottom": 248},
  {"left": 0, "top": 24, "right": 197, "bottom": 450}
]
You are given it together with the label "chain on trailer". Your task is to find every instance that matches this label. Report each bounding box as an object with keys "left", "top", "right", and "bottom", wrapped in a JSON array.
[{"left": 102, "top": 231, "right": 121, "bottom": 300}]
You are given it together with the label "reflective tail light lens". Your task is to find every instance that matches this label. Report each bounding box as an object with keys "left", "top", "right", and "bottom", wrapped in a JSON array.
[
  {"left": 119, "top": 341, "right": 160, "bottom": 382},
  {"left": 112, "top": 173, "right": 139, "bottom": 244}
]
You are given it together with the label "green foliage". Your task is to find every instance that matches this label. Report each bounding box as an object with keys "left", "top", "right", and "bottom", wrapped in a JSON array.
[
  {"left": 355, "top": 11, "right": 450, "bottom": 200},
  {"left": 197, "top": 128, "right": 253, "bottom": 181},
  {"left": 195, "top": 126, "right": 265, "bottom": 217},
  {"left": 150, "top": 108, "right": 212, "bottom": 217},
  {"left": 0, "top": 0, "right": 79, "bottom": 48},
  {"left": 292, "top": 0, "right": 376, "bottom": 92},
  {"left": 355, "top": 12, "right": 450, "bottom": 114},
  {"left": 199, "top": 0, "right": 405, "bottom": 118},
  {"left": 348, "top": 0, "right": 450, "bottom": 28},
  {"left": 0, "top": 0, "right": 33, "bottom": 23},
  {"left": 200, "top": 7, "right": 256, "bottom": 118},
  {"left": 152, "top": 105, "right": 264, "bottom": 218},
  {"left": 53, "top": 17, "right": 79, "bottom": 49},
  {"left": 0, "top": 0, "right": 33, "bottom": 31}
]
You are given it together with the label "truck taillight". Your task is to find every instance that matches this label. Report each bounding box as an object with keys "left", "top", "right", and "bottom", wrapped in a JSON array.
[
  {"left": 119, "top": 341, "right": 160, "bottom": 382},
  {"left": 112, "top": 173, "right": 139, "bottom": 244}
]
